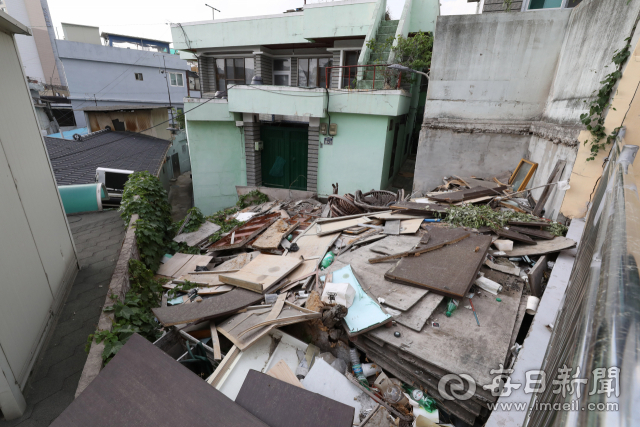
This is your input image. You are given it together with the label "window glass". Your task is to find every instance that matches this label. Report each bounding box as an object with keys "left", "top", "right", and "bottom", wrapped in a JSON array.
[
  {"left": 234, "top": 58, "right": 245, "bottom": 82},
  {"left": 319, "top": 58, "right": 331, "bottom": 88},
  {"left": 274, "top": 75, "right": 289, "bottom": 86},
  {"left": 216, "top": 58, "right": 225, "bottom": 90},
  {"left": 298, "top": 58, "right": 309, "bottom": 87},
  {"left": 245, "top": 57, "right": 255, "bottom": 84},
  {"left": 226, "top": 58, "right": 235, "bottom": 80},
  {"left": 309, "top": 58, "right": 318, "bottom": 87},
  {"left": 170, "top": 73, "right": 177, "bottom": 86},
  {"left": 176, "top": 73, "right": 183, "bottom": 86},
  {"left": 274, "top": 59, "right": 290, "bottom": 71},
  {"left": 528, "top": 0, "right": 562, "bottom": 8}
]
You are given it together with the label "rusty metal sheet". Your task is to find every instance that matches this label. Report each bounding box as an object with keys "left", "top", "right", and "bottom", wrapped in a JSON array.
[
  {"left": 207, "top": 213, "right": 279, "bottom": 251},
  {"left": 385, "top": 232, "right": 492, "bottom": 299}
]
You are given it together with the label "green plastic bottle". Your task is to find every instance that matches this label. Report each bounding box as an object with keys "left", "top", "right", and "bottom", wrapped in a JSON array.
[
  {"left": 402, "top": 384, "right": 437, "bottom": 412},
  {"left": 445, "top": 298, "right": 459, "bottom": 317},
  {"left": 320, "top": 251, "right": 335, "bottom": 270}
]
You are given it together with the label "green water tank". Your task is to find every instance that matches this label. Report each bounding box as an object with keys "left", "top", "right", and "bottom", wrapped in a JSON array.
[{"left": 58, "top": 184, "right": 109, "bottom": 214}]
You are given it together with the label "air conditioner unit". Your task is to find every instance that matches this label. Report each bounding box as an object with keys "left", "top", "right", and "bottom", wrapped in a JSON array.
[{"left": 95, "top": 167, "right": 134, "bottom": 202}]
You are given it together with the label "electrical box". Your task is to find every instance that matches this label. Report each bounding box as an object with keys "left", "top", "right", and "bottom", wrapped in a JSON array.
[
  {"left": 319, "top": 123, "right": 328, "bottom": 135},
  {"left": 236, "top": 121, "right": 244, "bottom": 127},
  {"left": 329, "top": 123, "right": 338, "bottom": 136},
  {"left": 255, "top": 141, "right": 263, "bottom": 151},
  {"left": 324, "top": 136, "right": 333, "bottom": 145}
]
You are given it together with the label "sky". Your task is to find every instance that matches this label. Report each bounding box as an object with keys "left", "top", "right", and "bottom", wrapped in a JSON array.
[{"left": 46, "top": 0, "right": 479, "bottom": 44}]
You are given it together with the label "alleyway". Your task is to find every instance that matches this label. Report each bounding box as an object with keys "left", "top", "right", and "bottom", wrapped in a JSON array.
[
  {"left": 168, "top": 171, "right": 194, "bottom": 221},
  {"left": 0, "top": 211, "right": 125, "bottom": 427}
]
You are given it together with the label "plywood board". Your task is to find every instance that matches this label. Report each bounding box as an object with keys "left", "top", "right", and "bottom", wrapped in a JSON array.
[
  {"left": 209, "top": 321, "right": 222, "bottom": 360},
  {"left": 217, "top": 302, "right": 320, "bottom": 350},
  {"left": 391, "top": 293, "right": 443, "bottom": 332},
  {"left": 252, "top": 219, "right": 299, "bottom": 250},
  {"left": 213, "top": 252, "right": 259, "bottom": 271},
  {"left": 501, "top": 237, "right": 575, "bottom": 257},
  {"left": 220, "top": 254, "right": 304, "bottom": 293},
  {"left": 236, "top": 370, "right": 354, "bottom": 427},
  {"left": 428, "top": 186, "right": 507, "bottom": 203},
  {"left": 508, "top": 225, "right": 555, "bottom": 240},
  {"left": 400, "top": 218, "right": 424, "bottom": 234},
  {"left": 152, "top": 288, "right": 264, "bottom": 326},
  {"left": 173, "top": 221, "right": 221, "bottom": 247},
  {"left": 386, "top": 233, "right": 492, "bottom": 299},
  {"left": 266, "top": 360, "right": 304, "bottom": 389},
  {"left": 156, "top": 253, "right": 192, "bottom": 277},
  {"left": 325, "top": 235, "right": 429, "bottom": 311},
  {"left": 383, "top": 220, "right": 401, "bottom": 235},
  {"left": 497, "top": 228, "right": 537, "bottom": 245},
  {"left": 527, "top": 255, "right": 548, "bottom": 298},
  {"left": 207, "top": 213, "right": 279, "bottom": 251},
  {"left": 317, "top": 217, "right": 373, "bottom": 236},
  {"left": 173, "top": 255, "right": 214, "bottom": 278},
  {"left": 50, "top": 334, "right": 267, "bottom": 427},
  {"left": 373, "top": 212, "right": 428, "bottom": 220},
  {"left": 368, "top": 227, "right": 470, "bottom": 264}
]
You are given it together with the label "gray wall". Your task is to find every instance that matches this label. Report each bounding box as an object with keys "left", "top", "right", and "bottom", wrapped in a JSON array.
[
  {"left": 426, "top": 10, "right": 571, "bottom": 122},
  {"left": 57, "top": 40, "right": 190, "bottom": 127}
]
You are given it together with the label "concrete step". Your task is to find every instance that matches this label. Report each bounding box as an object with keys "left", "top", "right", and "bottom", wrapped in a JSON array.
[
  {"left": 369, "top": 52, "right": 391, "bottom": 62},
  {"left": 380, "top": 20, "right": 399, "bottom": 27},
  {"left": 377, "top": 27, "right": 397, "bottom": 36}
]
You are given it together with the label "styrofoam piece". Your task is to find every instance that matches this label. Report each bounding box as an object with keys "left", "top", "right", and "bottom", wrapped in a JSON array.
[
  {"left": 475, "top": 276, "right": 503, "bottom": 295},
  {"left": 216, "top": 330, "right": 307, "bottom": 400},
  {"left": 321, "top": 282, "right": 356, "bottom": 308},
  {"left": 493, "top": 239, "right": 514, "bottom": 251},
  {"left": 235, "top": 212, "right": 257, "bottom": 221},
  {"left": 302, "top": 359, "right": 376, "bottom": 424}
]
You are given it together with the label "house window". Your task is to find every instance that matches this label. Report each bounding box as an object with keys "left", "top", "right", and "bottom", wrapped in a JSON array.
[
  {"left": 525, "top": 0, "right": 582, "bottom": 9},
  {"left": 273, "top": 59, "right": 291, "bottom": 86},
  {"left": 342, "top": 50, "right": 360, "bottom": 89},
  {"left": 215, "top": 58, "right": 254, "bottom": 91},
  {"left": 298, "top": 58, "right": 333, "bottom": 88},
  {"left": 135, "top": 73, "right": 143, "bottom": 81},
  {"left": 169, "top": 72, "right": 184, "bottom": 87}
]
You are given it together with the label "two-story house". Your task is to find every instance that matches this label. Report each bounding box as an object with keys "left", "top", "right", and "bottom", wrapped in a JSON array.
[{"left": 171, "top": 0, "right": 439, "bottom": 214}]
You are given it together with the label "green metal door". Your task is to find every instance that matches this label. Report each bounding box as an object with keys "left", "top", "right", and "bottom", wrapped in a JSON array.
[{"left": 261, "top": 126, "right": 308, "bottom": 190}]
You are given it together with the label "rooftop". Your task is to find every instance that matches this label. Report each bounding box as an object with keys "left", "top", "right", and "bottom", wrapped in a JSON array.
[{"left": 44, "top": 130, "right": 171, "bottom": 186}]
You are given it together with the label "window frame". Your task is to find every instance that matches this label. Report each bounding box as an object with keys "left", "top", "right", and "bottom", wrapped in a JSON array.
[
  {"left": 169, "top": 72, "right": 184, "bottom": 87},
  {"left": 297, "top": 56, "right": 333, "bottom": 88},
  {"left": 521, "top": 0, "right": 581, "bottom": 11},
  {"left": 273, "top": 58, "right": 291, "bottom": 86},
  {"left": 215, "top": 57, "right": 254, "bottom": 91},
  {"left": 134, "top": 72, "right": 143, "bottom": 81}
]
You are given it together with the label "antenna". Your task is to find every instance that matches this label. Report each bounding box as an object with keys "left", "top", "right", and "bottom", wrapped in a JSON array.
[{"left": 204, "top": 4, "right": 220, "bottom": 19}]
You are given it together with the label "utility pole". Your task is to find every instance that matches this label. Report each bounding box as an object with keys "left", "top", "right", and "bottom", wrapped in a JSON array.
[
  {"left": 205, "top": 4, "right": 220, "bottom": 19},
  {"left": 161, "top": 55, "right": 175, "bottom": 135}
]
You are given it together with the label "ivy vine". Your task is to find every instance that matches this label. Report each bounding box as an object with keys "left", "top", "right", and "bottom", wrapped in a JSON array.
[{"left": 580, "top": 35, "right": 633, "bottom": 161}]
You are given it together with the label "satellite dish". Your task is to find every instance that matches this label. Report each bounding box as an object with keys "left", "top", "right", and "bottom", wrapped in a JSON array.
[{"left": 73, "top": 133, "right": 82, "bottom": 141}]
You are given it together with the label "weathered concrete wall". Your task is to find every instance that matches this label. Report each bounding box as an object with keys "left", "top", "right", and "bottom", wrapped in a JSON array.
[
  {"left": 414, "top": 129, "right": 529, "bottom": 193},
  {"left": 425, "top": 10, "right": 571, "bottom": 122},
  {"left": 542, "top": 0, "right": 640, "bottom": 125}
]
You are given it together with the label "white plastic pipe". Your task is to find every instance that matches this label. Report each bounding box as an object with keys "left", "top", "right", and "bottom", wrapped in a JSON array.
[{"left": 475, "top": 276, "right": 503, "bottom": 295}]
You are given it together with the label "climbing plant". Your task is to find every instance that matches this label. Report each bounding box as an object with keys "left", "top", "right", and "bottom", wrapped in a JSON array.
[
  {"left": 391, "top": 31, "right": 433, "bottom": 73},
  {"left": 580, "top": 35, "right": 633, "bottom": 161}
]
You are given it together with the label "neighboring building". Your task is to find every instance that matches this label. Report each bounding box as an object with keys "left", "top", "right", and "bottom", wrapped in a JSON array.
[
  {"left": 2, "top": 0, "right": 67, "bottom": 94},
  {"left": 79, "top": 104, "right": 174, "bottom": 141},
  {"left": 56, "top": 24, "right": 191, "bottom": 128},
  {"left": 44, "top": 128, "right": 175, "bottom": 189},
  {"left": 483, "top": 0, "right": 583, "bottom": 13},
  {"left": 0, "top": 10, "right": 78, "bottom": 419},
  {"left": 171, "top": 0, "right": 439, "bottom": 214}
]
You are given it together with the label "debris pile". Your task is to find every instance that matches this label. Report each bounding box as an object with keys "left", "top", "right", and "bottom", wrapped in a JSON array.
[{"left": 63, "top": 162, "right": 576, "bottom": 427}]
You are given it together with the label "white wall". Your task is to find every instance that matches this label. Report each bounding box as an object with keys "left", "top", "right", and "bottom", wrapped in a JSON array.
[
  {"left": 3, "top": 0, "right": 46, "bottom": 81},
  {"left": 0, "top": 21, "right": 78, "bottom": 420}
]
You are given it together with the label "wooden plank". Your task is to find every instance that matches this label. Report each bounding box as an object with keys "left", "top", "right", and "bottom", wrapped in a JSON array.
[
  {"left": 235, "top": 370, "right": 354, "bottom": 427},
  {"left": 428, "top": 186, "right": 507, "bottom": 203},
  {"left": 174, "top": 254, "right": 214, "bottom": 278},
  {"left": 156, "top": 253, "right": 192, "bottom": 277},
  {"left": 499, "top": 237, "right": 575, "bottom": 257},
  {"left": 213, "top": 253, "right": 259, "bottom": 271},
  {"left": 527, "top": 255, "right": 548, "bottom": 298},
  {"left": 266, "top": 293, "right": 287, "bottom": 321},
  {"left": 389, "top": 201, "right": 448, "bottom": 214},
  {"left": 368, "top": 227, "right": 470, "bottom": 264},
  {"left": 317, "top": 217, "right": 373, "bottom": 236},
  {"left": 266, "top": 360, "right": 304, "bottom": 389},
  {"left": 209, "top": 321, "right": 222, "bottom": 360},
  {"left": 152, "top": 288, "right": 264, "bottom": 327},
  {"left": 207, "top": 213, "right": 280, "bottom": 251},
  {"left": 219, "top": 254, "right": 304, "bottom": 294},
  {"left": 207, "top": 345, "right": 241, "bottom": 387},
  {"left": 508, "top": 225, "right": 555, "bottom": 240},
  {"left": 393, "top": 293, "right": 444, "bottom": 332},
  {"left": 385, "top": 233, "right": 492, "bottom": 299},
  {"left": 497, "top": 228, "right": 537, "bottom": 245},
  {"left": 399, "top": 218, "right": 423, "bottom": 234},
  {"left": 252, "top": 219, "right": 299, "bottom": 250},
  {"left": 507, "top": 220, "right": 550, "bottom": 227},
  {"left": 533, "top": 160, "right": 566, "bottom": 217},
  {"left": 383, "top": 220, "right": 401, "bottom": 235},
  {"left": 50, "top": 335, "right": 267, "bottom": 427}
]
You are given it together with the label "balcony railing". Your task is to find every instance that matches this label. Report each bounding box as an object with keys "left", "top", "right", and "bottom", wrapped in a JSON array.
[{"left": 325, "top": 64, "right": 402, "bottom": 90}]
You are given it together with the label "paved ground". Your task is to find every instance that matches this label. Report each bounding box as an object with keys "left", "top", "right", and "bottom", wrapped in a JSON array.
[
  {"left": 168, "top": 171, "right": 193, "bottom": 222},
  {"left": 0, "top": 210, "right": 125, "bottom": 427}
]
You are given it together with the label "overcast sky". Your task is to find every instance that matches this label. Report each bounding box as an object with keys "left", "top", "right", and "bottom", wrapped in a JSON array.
[{"left": 46, "top": 0, "right": 479, "bottom": 43}]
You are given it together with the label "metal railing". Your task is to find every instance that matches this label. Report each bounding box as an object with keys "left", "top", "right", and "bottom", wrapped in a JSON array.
[
  {"left": 524, "top": 129, "right": 640, "bottom": 427},
  {"left": 324, "top": 64, "right": 402, "bottom": 90}
]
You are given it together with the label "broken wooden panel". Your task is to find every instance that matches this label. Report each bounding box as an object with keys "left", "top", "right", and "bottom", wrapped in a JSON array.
[
  {"left": 156, "top": 253, "right": 192, "bottom": 277},
  {"left": 507, "top": 220, "right": 551, "bottom": 227},
  {"left": 383, "top": 219, "right": 401, "bottom": 235},
  {"left": 427, "top": 186, "right": 508, "bottom": 203},
  {"left": 316, "top": 217, "right": 374, "bottom": 236},
  {"left": 497, "top": 228, "right": 537, "bottom": 245},
  {"left": 207, "top": 213, "right": 280, "bottom": 251},
  {"left": 251, "top": 218, "right": 299, "bottom": 250},
  {"left": 508, "top": 225, "right": 555, "bottom": 240},
  {"left": 532, "top": 159, "right": 566, "bottom": 217},
  {"left": 219, "top": 254, "right": 303, "bottom": 294},
  {"left": 527, "top": 255, "right": 548, "bottom": 298},
  {"left": 50, "top": 334, "right": 268, "bottom": 427},
  {"left": 391, "top": 292, "right": 443, "bottom": 332},
  {"left": 499, "top": 237, "right": 575, "bottom": 256},
  {"left": 217, "top": 302, "right": 320, "bottom": 350},
  {"left": 152, "top": 288, "right": 264, "bottom": 326},
  {"left": 173, "top": 221, "right": 221, "bottom": 247},
  {"left": 389, "top": 201, "right": 448, "bottom": 214},
  {"left": 368, "top": 227, "right": 470, "bottom": 264},
  {"left": 173, "top": 255, "right": 214, "bottom": 278},
  {"left": 236, "top": 370, "right": 354, "bottom": 427},
  {"left": 385, "top": 233, "right": 492, "bottom": 299}
]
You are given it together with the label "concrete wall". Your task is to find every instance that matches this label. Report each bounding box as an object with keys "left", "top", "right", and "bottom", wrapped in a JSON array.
[
  {"left": 408, "top": 0, "right": 440, "bottom": 34},
  {"left": 0, "top": 22, "right": 77, "bottom": 419},
  {"left": 185, "top": 120, "right": 246, "bottom": 215},
  {"left": 303, "top": 0, "right": 376, "bottom": 39},
  {"left": 426, "top": 10, "right": 571, "bottom": 122},
  {"left": 61, "top": 23, "right": 101, "bottom": 45},
  {"left": 542, "top": 0, "right": 640, "bottom": 124},
  {"left": 414, "top": 129, "right": 529, "bottom": 192},
  {"left": 4, "top": 0, "right": 45, "bottom": 81}
]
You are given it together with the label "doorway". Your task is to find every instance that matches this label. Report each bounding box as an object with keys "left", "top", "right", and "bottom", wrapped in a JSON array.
[{"left": 260, "top": 126, "right": 308, "bottom": 191}]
